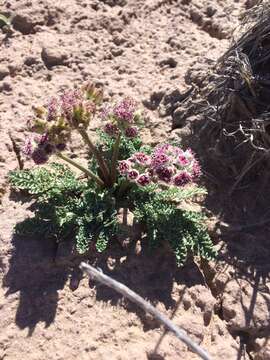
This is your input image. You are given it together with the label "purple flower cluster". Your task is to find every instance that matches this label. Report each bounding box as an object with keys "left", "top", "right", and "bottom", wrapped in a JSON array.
[
  {"left": 25, "top": 84, "right": 100, "bottom": 164},
  {"left": 118, "top": 152, "right": 151, "bottom": 186},
  {"left": 45, "top": 88, "right": 95, "bottom": 130},
  {"left": 118, "top": 144, "right": 201, "bottom": 187},
  {"left": 151, "top": 144, "right": 201, "bottom": 186},
  {"left": 23, "top": 134, "right": 66, "bottom": 165},
  {"left": 60, "top": 89, "right": 83, "bottom": 118},
  {"left": 101, "top": 97, "right": 139, "bottom": 139},
  {"left": 113, "top": 98, "right": 137, "bottom": 123}
]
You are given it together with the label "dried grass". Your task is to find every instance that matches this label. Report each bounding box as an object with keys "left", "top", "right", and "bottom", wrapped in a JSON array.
[{"left": 179, "top": 1, "right": 270, "bottom": 190}]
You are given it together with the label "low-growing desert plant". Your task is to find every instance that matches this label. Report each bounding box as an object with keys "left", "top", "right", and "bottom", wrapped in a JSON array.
[{"left": 9, "top": 84, "right": 216, "bottom": 265}]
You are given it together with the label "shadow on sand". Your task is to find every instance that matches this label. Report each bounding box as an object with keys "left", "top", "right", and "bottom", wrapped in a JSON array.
[{"left": 2, "top": 225, "right": 205, "bottom": 338}]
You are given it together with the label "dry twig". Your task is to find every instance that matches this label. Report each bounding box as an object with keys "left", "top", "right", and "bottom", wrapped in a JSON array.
[{"left": 80, "top": 262, "right": 213, "bottom": 360}]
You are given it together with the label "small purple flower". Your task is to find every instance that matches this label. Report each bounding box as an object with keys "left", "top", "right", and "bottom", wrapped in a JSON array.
[
  {"left": 127, "top": 169, "right": 139, "bottom": 181},
  {"left": 85, "top": 101, "right": 96, "bottom": 114},
  {"left": 100, "top": 105, "right": 112, "bottom": 120},
  {"left": 132, "top": 152, "right": 151, "bottom": 166},
  {"left": 137, "top": 173, "right": 151, "bottom": 186},
  {"left": 47, "top": 97, "right": 59, "bottom": 122},
  {"left": 151, "top": 153, "right": 170, "bottom": 169},
  {"left": 60, "top": 89, "right": 83, "bottom": 116},
  {"left": 173, "top": 171, "right": 192, "bottom": 186},
  {"left": 156, "top": 166, "right": 173, "bottom": 183},
  {"left": 31, "top": 148, "right": 48, "bottom": 165},
  {"left": 178, "top": 154, "right": 189, "bottom": 166},
  {"left": 113, "top": 97, "right": 137, "bottom": 123},
  {"left": 23, "top": 137, "right": 33, "bottom": 156},
  {"left": 34, "top": 133, "right": 49, "bottom": 145},
  {"left": 104, "top": 122, "right": 119, "bottom": 137},
  {"left": 191, "top": 161, "right": 201, "bottom": 179},
  {"left": 125, "top": 126, "right": 138, "bottom": 138},
  {"left": 185, "top": 148, "right": 194, "bottom": 156},
  {"left": 118, "top": 160, "right": 130, "bottom": 175}
]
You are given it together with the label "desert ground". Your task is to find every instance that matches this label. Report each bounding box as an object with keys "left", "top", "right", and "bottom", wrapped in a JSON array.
[{"left": 1, "top": 0, "right": 270, "bottom": 359}]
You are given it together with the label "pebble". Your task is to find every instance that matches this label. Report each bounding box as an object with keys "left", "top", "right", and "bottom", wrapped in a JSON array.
[
  {"left": 110, "top": 47, "right": 124, "bottom": 57},
  {"left": 159, "top": 57, "right": 178, "bottom": 68},
  {"left": 0, "top": 65, "right": 9, "bottom": 81},
  {"left": 24, "top": 55, "right": 39, "bottom": 66},
  {"left": 12, "top": 13, "right": 35, "bottom": 34},
  {"left": 41, "top": 46, "right": 67, "bottom": 68},
  {"left": 0, "top": 80, "right": 12, "bottom": 92}
]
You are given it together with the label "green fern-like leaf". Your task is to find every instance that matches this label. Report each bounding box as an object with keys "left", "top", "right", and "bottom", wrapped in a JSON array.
[
  {"left": 133, "top": 191, "right": 216, "bottom": 266},
  {"left": 9, "top": 163, "right": 82, "bottom": 199},
  {"left": 155, "top": 185, "right": 207, "bottom": 202}
]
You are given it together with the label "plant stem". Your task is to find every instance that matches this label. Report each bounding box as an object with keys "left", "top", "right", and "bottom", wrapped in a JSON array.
[
  {"left": 117, "top": 180, "right": 130, "bottom": 199},
  {"left": 78, "top": 128, "right": 110, "bottom": 183},
  {"left": 57, "top": 152, "right": 104, "bottom": 187},
  {"left": 111, "top": 133, "right": 121, "bottom": 185}
]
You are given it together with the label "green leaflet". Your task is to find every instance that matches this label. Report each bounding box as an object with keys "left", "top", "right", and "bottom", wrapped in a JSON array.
[{"left": 132, "top": 186, "right": 216, "bottom": 266}]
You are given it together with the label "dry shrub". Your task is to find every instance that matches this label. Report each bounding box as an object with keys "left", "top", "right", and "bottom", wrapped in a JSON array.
[{"left": 177, "top": 1, "right": 270, "bottom": 190}]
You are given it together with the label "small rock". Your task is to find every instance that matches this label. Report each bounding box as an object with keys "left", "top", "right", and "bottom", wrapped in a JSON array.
[
  {"left": 159, "top": 57, "right": 178, "bottom": 68},
  {"left": 190, "top": 8, "right": 203, "bottom": 25},
  {"left": 158, "top": 88, "right": 185, "bottom": 117},
  {"left": 182, "top": 295, "right": 192, "bottom": 310},
  {"left": 206, "top": 5, "right": 217, "bottom": 17},
  {"left": 142, "top": 91, "right": 165, "bottom": 110},
  {"left": 69, "top": 268, "right": 83, "bottom": 291},
  {"left": 112, "top": 35, "right": 126, "bottom": 46},
  {"left": 24, "top": 56, "right": 39, "bottom": 66},
  {"left": 41, "top": 46, "right": 67, "bottom": 68},
  {"left": 110, "top": 47, "right": 124, "bottom": 57},
  {"left": 127, "top": 79, "right": 136, "bottom": 87},
  {"left": 0, "top": 80, "right": 12, "bottom": 93},
  {"left": 134, "top": 240, "right": 142, "bottom": 255},
  {"left": 12, "top": 13, "right": 36, "bottom": 34},
  {"left": 107, "top": 256, "right": 116, "bottom": 271},
  {"left": 0, "top": 66, "right": 9, "bottom": 81},
  {"left": 172, "top": 107, "right": 186, "bottom": 128}
]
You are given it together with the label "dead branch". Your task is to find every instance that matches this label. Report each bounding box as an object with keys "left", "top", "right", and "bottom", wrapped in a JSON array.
[
  {"left": 80, "top": 262, "right": 213, "bottom": 360},
  {"left": 8, "top": 132, "right": 24, "bottom": 170}
]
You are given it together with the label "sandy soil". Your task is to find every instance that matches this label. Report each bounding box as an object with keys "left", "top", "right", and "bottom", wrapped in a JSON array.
[{"left": 1, "top": 0, "right": 270, "bottom": 359}]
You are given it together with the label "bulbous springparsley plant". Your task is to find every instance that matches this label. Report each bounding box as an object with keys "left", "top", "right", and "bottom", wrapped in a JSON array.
[{"left": 10, "top": 83, "right": 216, "bottom": 265}]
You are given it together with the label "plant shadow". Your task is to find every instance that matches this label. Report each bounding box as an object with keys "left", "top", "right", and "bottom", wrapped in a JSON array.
[
  {"left": 2, "top": 222, "right": 205, "bottom": 336},
  {"left": 2, "top": 232, "right": 68, "bottom": 336},
  {"left": 86, "top": 240, "right": 205, "bottom": 329}
]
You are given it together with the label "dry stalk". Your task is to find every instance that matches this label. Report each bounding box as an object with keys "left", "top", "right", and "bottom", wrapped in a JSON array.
[{"left": 80, "top": 262, "right": 213, "bottom": 360}]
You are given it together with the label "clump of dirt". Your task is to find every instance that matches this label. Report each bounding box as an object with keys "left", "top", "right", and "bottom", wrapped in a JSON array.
[{"left": 1, "top": 0, "right": 270, "bottom": 360}]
